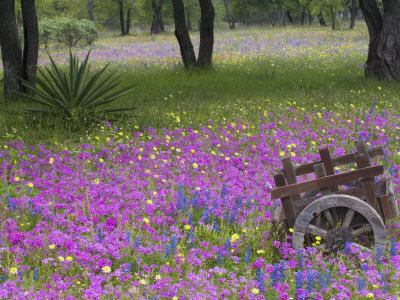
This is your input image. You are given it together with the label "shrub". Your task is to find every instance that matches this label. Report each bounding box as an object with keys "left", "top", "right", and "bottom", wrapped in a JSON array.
[
  {"left": 38, "top": 17, "right": 98, "bottom": 48},
  {"left": 18, "top": 51, "right": 136, "bottom": 125}
]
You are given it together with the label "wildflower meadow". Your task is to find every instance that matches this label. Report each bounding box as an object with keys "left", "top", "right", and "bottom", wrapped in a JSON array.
[{"left": 0, "top": 26, "right": 400, "bottom": 299}]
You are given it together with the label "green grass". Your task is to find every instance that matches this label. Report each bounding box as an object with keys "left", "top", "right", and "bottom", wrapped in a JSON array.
[{"left": 0, "top": 28, "right": 399, "bottom": 145}]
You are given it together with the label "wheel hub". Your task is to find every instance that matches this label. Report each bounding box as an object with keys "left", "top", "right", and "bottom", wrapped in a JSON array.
[{"left": 326, "top": 227, "right": 353, "bottom": 251}]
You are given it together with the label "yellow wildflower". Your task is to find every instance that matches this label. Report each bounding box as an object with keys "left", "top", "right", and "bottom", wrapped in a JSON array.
[
  {"left": 102, "top": 266, "right": 111, "bottom": 273},
  {"left": 184, "top": 225, "right": 191, "bottom": 230},
  {"left": 231, "top": 234, "right": 240, "bottom": 242},
  {"left": 66, "top": 256, "right": 73, "bottom": 261},
  {"left": 58, "top": 256, "right": 65, "bottom": 262},
  {"left": 251, "top": 288, "right": 259, "bottom": 294},
  {"left": 49, "top": 244, "right": 55, "bottom": 250},
  {"left": 9, "top": 267, "right": 18, "bottom": 274}
]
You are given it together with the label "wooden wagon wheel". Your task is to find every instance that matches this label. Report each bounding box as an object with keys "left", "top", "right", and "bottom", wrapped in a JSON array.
[{"left": 292, "top": 194, "right": 387, "bottom": 255}]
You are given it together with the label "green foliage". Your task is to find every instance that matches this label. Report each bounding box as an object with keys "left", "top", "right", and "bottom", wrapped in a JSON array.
[
  {"left": 38, "top": 17, "right": 98, "bottom": 48},
  {"left": 18, "top": 51, "right": 136, "bottom": 124}
]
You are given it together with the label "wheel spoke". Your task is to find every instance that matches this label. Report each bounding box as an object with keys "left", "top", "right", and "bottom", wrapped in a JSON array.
[
  {"left": 323, "top": 209, "right": 336, "bottom": 228},
  {"left": 306, "top": 224, "right": 328, "bottom": 237},
  {"left": 342, "top": 209, "right": 355, "bottom": 228},
  {"left": 351, "top": 225, "right": 373, "bottom": 238},
  {"left": 352, "top": 242, "right": 372, "bottom": 254}
]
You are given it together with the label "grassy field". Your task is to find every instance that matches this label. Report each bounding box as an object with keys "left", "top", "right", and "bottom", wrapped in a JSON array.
[
  {"left": 1, "top": 25, "right": 399, "bottom": 144},
  {"left": 0, "top": 25, "right": 400, "bottom": 299}
]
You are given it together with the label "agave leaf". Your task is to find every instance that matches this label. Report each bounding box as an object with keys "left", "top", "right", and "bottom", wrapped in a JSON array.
[
  {"left": 74, "top": 51, "right": 91, "bottom": 100},
  {"left": 77, "top": 64, "right": 111, "bottom": 105},
  {"left": 24, "top": 108, "right": 52, "bottom": 114},
  {"left": 103, "top": 107, "right": 138, "bottom": 113},
  {"left": 44, "top": 65, "right": 69, "bottom": 102},
  {"left": 19, "top": 80, "right": 59, "bottom": 107},
  {"left": 89, "top": 85, "right": 136, "bottom": 108},
  {"left": 29, "top": 72, "right": 68, "bottom": 108},
  {"left": 79, "top": 72, "right": 121, "bottom": 107},
  {"left": 47, "top": 53, "right": 72, "bottom": 101},
  {"left": 15, "top": 92, "right": 56, "bottom": 107},
  {"left": 82, "top": 82, "right": 119, "bottom": 107}
]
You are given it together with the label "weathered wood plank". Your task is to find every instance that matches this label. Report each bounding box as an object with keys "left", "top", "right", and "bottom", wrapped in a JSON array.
[
  {"left": 271, "top": 165, "right": 384, "bottom": 200},
  {"left": 355, "top": 139, "right": 368, "bottom": 155},
  {"left": 294, "top": 181, "right": 386, "bottom": 213},
  {"left": 282, "top": 157, "right": 301, "bottom": 201},
  {"left": 314, "top": 163, "right": 330, "bottom": 195},
  {"left": 278, "top": 146, "right": 384, "bottom": 176},
  {"left": 364, "top": 182, "right": 383, "bottom": 217},
  {"left": 379, "top": 194, "right": 398, "bottom": 221},
  {"left": 319, "top": 148, "right": 338, "bottom": 192},
  {"left": 355, "top": 154, "right": 375, "bottom": 184},
  {"left": 273, "top": 173, "right": 296, "bottom": 229}
]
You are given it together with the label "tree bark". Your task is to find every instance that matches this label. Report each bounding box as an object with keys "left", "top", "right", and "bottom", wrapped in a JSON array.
[
  {"left": 280, "top": 10, "right": 285, "bottom": 26},
  {"left": 118, "top": 0, "right": 125, "bottom": 36},
  {"left": 300, "top": 8, "right": 306, "bottom": 25},
  {"left": 197, "top": 0, "right": 215, "bottom": 67},
  {"left": 87, "top": 0, "right": 95, "bottom": 22},
  {"left": 266, "top": 3, "right": 275, "bottom": 26},
  {"left": 318, "top": 12, "right": 327, "bottom": 26},
  {"left": 0, "top": 0, "right": 24, "bottom": 98},
  {"left": 223, "top": 0, "right": 235, "bottom": 29},
  {"left": 151, "top": 0, "right": 164, "bottom": 34},
  {"left": 349, "top": 0, "right": 356, "bottom": 29},
  {"left": 21, "top": 0, "right": 39, "bottom": 86},
  {"left": 360, "top": 0, "right": 400, "bottom": 80},
  {"left": 126, "top": 9, "right": 131, "bottom": 35},
  {"left": 331, "top": 6, "right": 336, "bottom": 30},
  {"left": 171, "top": 0, "right": 196, "bottom": 67},
  {"left": 186, "top": 6, "right": 192, "bottom": 30},
  {"left": 309, "top": 11, "right": 313, "bottom": 25},
  {"left": 286, "top": 10, "right": 294, "bottom": 24}
]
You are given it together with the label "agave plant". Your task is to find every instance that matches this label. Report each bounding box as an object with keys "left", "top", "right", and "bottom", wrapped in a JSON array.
[{"left": 19, "top": 51, "right": 135, "bottom": 121}]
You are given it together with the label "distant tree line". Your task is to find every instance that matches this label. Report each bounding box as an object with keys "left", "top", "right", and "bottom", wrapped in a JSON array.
[{"left": 0, "top": 0, "right": 399, "bottom": 101}]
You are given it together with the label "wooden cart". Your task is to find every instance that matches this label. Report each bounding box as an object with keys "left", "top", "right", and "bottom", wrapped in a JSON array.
[{"left": 271, "top": 140, "right": 398, "bottom": 254}]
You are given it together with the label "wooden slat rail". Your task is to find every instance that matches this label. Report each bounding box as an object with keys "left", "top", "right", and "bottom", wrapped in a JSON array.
[
  {"left": 274, "top": 173, "right": 297, "bottom": 229},
  {"left": 282, "top": 157, "right": 301, "bottom": 201},
  {"left": 271, "top": 165, "right": 384, "bottom": 199},
  {"left": 279, "top": 146, "right": 384, "bottom": 176},
  {"left": 293, "top": 180, "right": 387, "bottom": 213},
  {"left": 319, "top": 148, "right": 338, "bottom": 192}
]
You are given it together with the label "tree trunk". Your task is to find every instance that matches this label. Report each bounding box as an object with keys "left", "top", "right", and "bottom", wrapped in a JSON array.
[
  {"left": 318, "top": 12, "right": 327, "bottom": 26},
  {"left": 21, "top": 0, "right": 39, "bottom": 86},
  {"left": 223, "top": 0, "right": 235, "bottom": 29},
  {"left": 171, "top": 0, "right": 196, "bottom": 67},
  {"left": 151, "top": 0, "right": 164, "bottom": 34},
  {"left": 118, "top": 0, "right": 125, "bottom": 36},
  {"left": 0, "top": 0, "right": 24, "bottom": 98},
  {"left": 186, "top": 7, "right": 192, "bottom": 30},
  {"left": 309, "top": 11, "right": 313, "bottom": 25},
  {"left": 197, "top": 0, "right": 215, "bottom": 67},
  {"left": 349, "top": 0, "right": 356, "bottom": 29},
  {"left": 280, "top": 10, "right": 285, "bottom": 26},
  {"left": 331, "top": 6, "right": 336, "bottom": 30},
  {"left": 266, "top": 4, "right": 275, "bottom": 26},
  {"left": 360, "top": 0, "right": 400, "bottom": 80},
  {"left": 87, "top": 0, "right": 95, "bottom": 22},
  {"left": 126, "top": 9, "right": 131, "bottom": 35},
  {"left": 286, "top": 10, "right": 294, "bottom": 24},
  {"left": 300, "top": 7, "right": 306, "bottom": 25}
]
